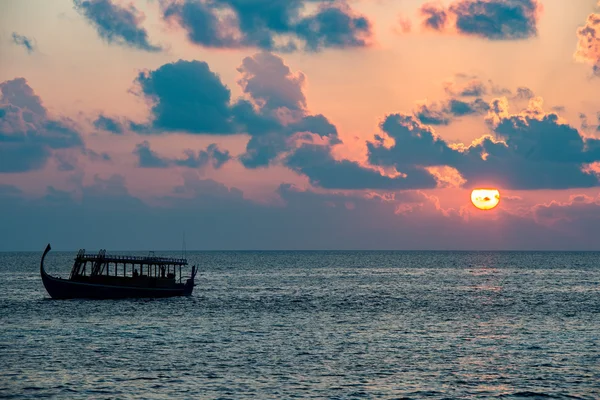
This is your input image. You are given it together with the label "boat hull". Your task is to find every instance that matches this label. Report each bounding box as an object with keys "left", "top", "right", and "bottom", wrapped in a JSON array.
[
  {"left": 41, "top": 273, "right": 194, "bottom": 299},
  {"left": 40, "top": 244, "right": 195, "bottom": 300}
]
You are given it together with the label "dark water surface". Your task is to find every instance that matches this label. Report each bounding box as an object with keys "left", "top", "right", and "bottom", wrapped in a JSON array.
[{"left": 1, "top": 250, "right": 599, "bottom": 399}]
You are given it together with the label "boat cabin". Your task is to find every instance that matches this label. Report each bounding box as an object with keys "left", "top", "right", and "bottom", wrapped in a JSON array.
[{"left": 69, "top": 249, "right": 189, "bottom": 286}]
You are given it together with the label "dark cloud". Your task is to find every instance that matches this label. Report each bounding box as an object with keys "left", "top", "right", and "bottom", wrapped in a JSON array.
[
  {"left": 366, "top": 98, "right": 600, "bottom": 190},
  {"left": 414, "top": 98, "right": 489, "bottom": 125},
  {"left": 418, "top": 76, "right": 532, "bottom": 126},
  {"left": 420, "top": 2, "right": 449, "bottom": 30},
  {"left": 11, "top": 33, "right": 36, "bottom": 54},
  {"left": 133, "top": 141, "right": 231, "bottom": 169},
  {"left": 513, "top": 86, "right": 535, "bottom": 100},
  {"left": 285, "top": 143, "right": 438, "bottom": 190},
  {"left": 83, "top": 148, "right": 112, "bottom": 162},
  {"left": 236, "top": 112, "right": 339, "bottom": 169},
  {"left": 73, "top": 0, "right": 162, "bottom": 52},
  {"left": 235, "top": 53, "right": 339, "bottom": 167},
  {"left": 294, "top": 3, "right": 372, "bottom": 51},
  {"left": 133, "top": 141, "right": 170, "bottom": 168},
  {"left": 0, "top": 78, "right": 83, "bottom": 173},
  {"left": 445, "top": 79, "right": 488, "bottom": 97},
  {"left": 126, "top": 55, "right": 599, "bottom": 191},
  {"left": 575, "top": 13, "right": 600, "bottom": 77},
  {"left": 161, "top": 0, "right": 372, "bottom": 52},
  {"left": 134, "top": 60, "right": 234, "bottom": 134},
  {"left": 162, "top": 0, "right": 241, "bottom": 48},
  {"left": 368, "top": 114, "right": 460, "bottom": 170},
  {"left": 419, "top": 0, "right": 541, "bottom": 40},
  {"left": 414, "top": 103, "right": 451, "bottom": 126},
  {"left": 287, "top": 114, "right": 338, "bottom": 138},
  {"left": 448, "top": 98, "right": 490, "bottom": 115},
  {"left": 133, "top": 54, "right": 338, "bottom": 169},
  {"left": 443, "top": 76, "right": 525, "bottom": 100},
  {"left": 93, "top": 114, "right": 124, "bottom": 134}
]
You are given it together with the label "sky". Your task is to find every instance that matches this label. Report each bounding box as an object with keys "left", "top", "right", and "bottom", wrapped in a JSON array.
[{"left": 1, "top": 0, "right": 600, "bottom": 251}]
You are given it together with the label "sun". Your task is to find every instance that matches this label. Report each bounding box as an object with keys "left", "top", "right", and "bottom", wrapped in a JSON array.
[{"left": 471, "top": 189, "right": 501, "bottom": 210}]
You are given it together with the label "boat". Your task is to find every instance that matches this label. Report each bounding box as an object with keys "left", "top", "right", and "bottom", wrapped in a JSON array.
[{"left": 40, "top": 244, "right": 197, "bottom": 299}]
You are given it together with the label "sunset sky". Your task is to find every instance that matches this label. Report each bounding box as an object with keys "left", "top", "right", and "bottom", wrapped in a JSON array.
[{"left": 1, "top": 0, "right": 600, "bottom": 251}]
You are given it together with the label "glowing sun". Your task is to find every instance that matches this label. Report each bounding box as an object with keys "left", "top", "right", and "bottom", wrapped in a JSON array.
[{"left": 471, "top": 189, "right": 501, "bottom": 210}]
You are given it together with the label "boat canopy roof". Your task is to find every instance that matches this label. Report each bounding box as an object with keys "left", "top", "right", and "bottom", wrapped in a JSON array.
[{"left": 75, "top": 249, "right": 188, "bottom": 266}]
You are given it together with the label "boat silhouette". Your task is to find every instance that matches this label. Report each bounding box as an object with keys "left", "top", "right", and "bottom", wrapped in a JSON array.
[{"left": 40, "top": 244, "right": 197, "bottom": 299}]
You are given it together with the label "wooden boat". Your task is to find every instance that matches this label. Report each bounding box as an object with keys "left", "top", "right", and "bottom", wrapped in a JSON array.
[{"left": 40, "top": 244, "right": 197, "bottom": 299}]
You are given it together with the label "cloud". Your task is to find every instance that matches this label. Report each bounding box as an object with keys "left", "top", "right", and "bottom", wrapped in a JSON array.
[
  {"left": 133, "top": 141, "right": 231, "bottom": 169},
  {"left": 294, "top": 2, "right": 372, "bottom": 51},
  {"left": 161, "top": 0, "right": 372, "bottom": 52},
  {"left": 133, "top": 54, "right": 339, "bottom": 169},
  {"left": 575, "top": 12, "right": 600, "bottom": 77},
  {"left": 73, "top": 0, "right": 162, "bottom": 52},
  {"left": 444, "top": 75, "right": 515, "bottom": 98},
  {"left": 420, "top": 2, "right": 449, "bottom": 31},
  {"left": 414, "top": 103, "right": 451, "bottom": 126},
  {"left": 414, "top": 98, "right": 490, "bottom": 125},
  {"left": 365, "top": 98, "right": 600, "bottom": 190},
  {"left": 530, "top": 194, "right": 600, "bottom": 243},
  {"left": 123, "top": 54, "right": 600, "bottom": 191},
  {"left": 237, "top": 52, "right": 307, "bottom": 112},
  {"left": 368, "top": 113, "right": 461, "bottom": 170},
  {"left": 419, "top": 0, "right": 542, "bottom": 40},
  {"left": 444, "top": 78, "right": 488, "bottom": 97},
  {"left": 83, "top": 148, "right": 112, "bottom": 162},
  {"left": 285, "top": 143, "right": 438, "bottom": 189},
  {"left": 0, "top": 78, "right": 83, "bottom": 173},
  {"left": 11, "top": 33, "right": 36, "bottom": 54},
  {"left": 133, "top": 141, "right": 170, "bottom": 168},
  {"left": 93, "top": 114, "right": 124, "bottom": 134},
  {"left": 134, "top": 59, "right": 234, "bottom": 133},
  {"left": 3, "top": 173, "right": 600, "bottom": 251},
  {"left": 417, "top": 76, "right": 531, "bottom": 126},
  {"left": 513, "top": 86, "right": 535, "bottom": 100},
  {"left": 234, "top": 52, "right": 339, "bottom": 168}
]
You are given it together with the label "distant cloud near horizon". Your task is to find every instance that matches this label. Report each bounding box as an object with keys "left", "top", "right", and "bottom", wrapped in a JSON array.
[
  {"left": 133, "top": 141, "right": 231, "bottom": 170},
  {"left": 11, "top": 33, "right": 36, "bottom": 54},
  {"left": 419, "top": 0, "right": 542, "bottom": 40},
  {"left": 93, "top": 114, "right": 124, "bottom": 134},
  {"left": 73, "top": 0, "right": 162, "bottom": 52},
  {"left": 2, "top": 173, "right": 598, "bottom": 251},
  {"left": 160, "top": 0, "right": 372, "bottom": 52}
]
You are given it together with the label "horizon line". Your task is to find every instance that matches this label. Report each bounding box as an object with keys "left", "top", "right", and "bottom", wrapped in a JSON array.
[{"left": 3, "top": 248, "right": 600, "bottom": 253}]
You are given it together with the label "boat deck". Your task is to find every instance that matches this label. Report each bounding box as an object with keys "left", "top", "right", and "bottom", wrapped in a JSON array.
[{"left": 75, "top": 252, "right": 188, "bottom": 266}]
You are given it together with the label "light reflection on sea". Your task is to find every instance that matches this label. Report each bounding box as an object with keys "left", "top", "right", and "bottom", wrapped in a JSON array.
[{"left": 0, "top": 250, "right": 599, "bottom": 399}]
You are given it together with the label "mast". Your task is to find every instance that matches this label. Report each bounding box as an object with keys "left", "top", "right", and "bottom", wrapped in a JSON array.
[
  {"left": 181, "top": 231, "right": 186, "bottom": 283},
  {"left": 182, "top": 231, "right": 187, "bottom": 260}
]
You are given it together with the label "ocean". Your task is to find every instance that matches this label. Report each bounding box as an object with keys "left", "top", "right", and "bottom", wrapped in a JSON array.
[{"left": 1, "top": 250, "right": 599, "bottom": 399}]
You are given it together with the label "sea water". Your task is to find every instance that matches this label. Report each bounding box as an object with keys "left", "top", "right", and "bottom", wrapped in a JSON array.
[{"left": 1, "top": 250, "right": 599, "bottom": 399}]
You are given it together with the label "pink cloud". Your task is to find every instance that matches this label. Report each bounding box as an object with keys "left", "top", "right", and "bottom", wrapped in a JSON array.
[{"left": 575, "top": 12, "right": 600, "bottom": 77}]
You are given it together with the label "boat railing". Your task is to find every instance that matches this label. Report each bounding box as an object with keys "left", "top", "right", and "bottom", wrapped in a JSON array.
[{"left": 75, "top": 250, "right": 188, "bottom": 266}]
